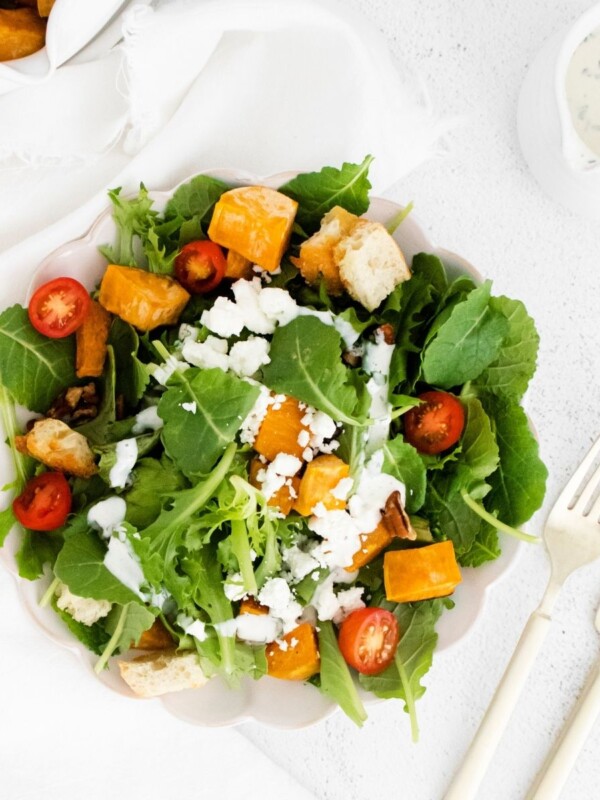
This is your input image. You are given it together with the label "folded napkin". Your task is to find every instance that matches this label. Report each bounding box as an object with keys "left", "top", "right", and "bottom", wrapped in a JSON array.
[{"left": 0, "top": 0, "right": 449, "bottom": 252}]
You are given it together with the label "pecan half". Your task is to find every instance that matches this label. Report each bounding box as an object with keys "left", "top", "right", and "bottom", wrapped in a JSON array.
[{"left": 382, "top": 490, "right": 416, "bottom": 540}]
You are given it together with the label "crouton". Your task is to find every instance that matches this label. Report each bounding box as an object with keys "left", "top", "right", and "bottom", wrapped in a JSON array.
[
  {"left": 290, "top": 206, "right": 358, "bottom": 294},
  {"left": 19, "top": 418, "right": 97, "bottom": 478},
  {"left": 336, "top": 220, "right": 411, "bottom": 311},
  {"left": 118, "top": 651, "right": 209, "bottom": 698},
  {"left": 55, "top": 582, "right": 111, "bottom": 626}
]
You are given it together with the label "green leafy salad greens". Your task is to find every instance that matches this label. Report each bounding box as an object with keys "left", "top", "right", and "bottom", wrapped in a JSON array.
[{"left": 0, "top": 156, "right": 547, "bottom": 736}]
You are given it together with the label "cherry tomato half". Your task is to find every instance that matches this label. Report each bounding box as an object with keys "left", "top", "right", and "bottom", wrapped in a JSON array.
[
  {"left": 13, "top": 472, "right": 72, "bottom": 531},
  {"left": 174, "top": 240, "right": 227, "bottom": 294},
  {"left": 28, "top": 277, "right": 91, "bottom": 339},
  {"left": 403, "top": 390, "right": 465, "bottom": 455},
  {"left": 338, "top": 607, "right": 399, "bottom": 676}
]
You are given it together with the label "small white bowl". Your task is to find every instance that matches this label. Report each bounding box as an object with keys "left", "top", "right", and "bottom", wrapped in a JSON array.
[
  {"left": 0, "top": 169, "right": 520, "bottom": 728},
  {"left": 518, "top": 3, "right": 600, "bottom": 219}
]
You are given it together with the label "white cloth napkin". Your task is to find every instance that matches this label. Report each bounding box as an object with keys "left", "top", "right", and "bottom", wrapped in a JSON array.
[{"left": 0, "top": 0, "right": 449, "bottom": 252}]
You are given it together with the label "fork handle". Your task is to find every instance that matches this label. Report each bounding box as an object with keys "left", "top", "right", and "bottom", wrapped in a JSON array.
[
  {"left": 527, "top": 659, "right": 600, "bottom": 800},
  {"left": 444, "top": 609, "right": 552, "bottom": 800}
]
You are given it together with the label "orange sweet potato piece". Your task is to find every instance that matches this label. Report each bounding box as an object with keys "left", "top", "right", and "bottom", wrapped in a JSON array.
[
  {"left": 75, "top": 300, "right": 111, "bottom": 378},
  {"left": 293, "top": 454, "right": 350, "bottom": 516},
  {"left": 99, "top": 264, "right": 190, "bottom": 331},
  {"left": 266, "top": 623, "right": 320, "bottom": 681},
  {"left": 0, "top": 9, "right": 46, "bottom": 61},
  {"left": 239, "top": 597, "right": 268, "bottom": 616},
  {"left": 253, "top": 396, "right": 308, "bottom": 461},
  {"left": 225, "top": 249, "right": 254, "bottom": 280},
  {"left": 384, "top": 541, "right": 462, "bottom": 603},
  {"left": 347, "top": 521, "right": 394, "bottom": 572},
  {"left": 208, "top": 186, "right": 297, "bottom": 272},
  {"left": 249, "top": 458, "right": 300, "bottom": 515},
  {"left": 133, "top": 619, "right": 174, "bottom": 650}
]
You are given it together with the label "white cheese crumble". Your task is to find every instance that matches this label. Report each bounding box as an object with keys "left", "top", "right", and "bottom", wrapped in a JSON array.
[
  {"left": 201, "top": 296, "right": 246, "bottom": 338},
  {"left": 258, "top": 577, "right": 303, "bottom": 634},
  {"left": 152, "top": 354, "right": 189, "bottom": 386},
  {"left": 229, "top": 336, "right": 271, "bottom": 377},
  {"left": 235, "top": 613, "right": 279, "bottom": 644},
  {"left": 132, "top": 405, "right": 163, "bottom": 434},
  {"left": 311, "top": 569, "right": 364, "bottom": 623},
  {"left": 181, "top": 401, "right": 197, "bottom": 413},
  {"left": 347, "top": 449, "right": 406, "bottom": 533},
  {"left": 239, "top": 385, "right": 273, "bottom": 445},
  {"left": 283, "top": 544, "right": 320, "bottom": 581},
  {"left": 109, "top": 438, "right": 138, "bottom": 489},
  {"left": 223, "top": 572, "right": 246, "bottom": 602},
  {"left": 182, "top": 335, "right": 230, "bottom": 372},
  {"left": 213, "top": 619, "right": 239, "bottom": 637},
  {"left": 331, "top": 477, "right": 354, "bottom": 501},
  {"left": 255, "top": 453, "right": 302, "bottom": 500}
]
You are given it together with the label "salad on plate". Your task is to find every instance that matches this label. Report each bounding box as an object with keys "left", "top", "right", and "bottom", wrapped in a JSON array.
[{"left": 0, "top": 157, "right": 547, "bottom": 736}]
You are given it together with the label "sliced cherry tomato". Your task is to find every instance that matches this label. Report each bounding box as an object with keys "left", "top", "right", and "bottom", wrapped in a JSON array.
[
  {"left": 338, "top": 607, "right": 399, "bottom": 676},
  {"left": 13, "top": 472, "right": 72, "bottom": 531},
  {"left": 403, "top": 390, "right": 465, "bottom": 455},
  {"left": 174, "top": 240, "right": 227, "bottom": 294},
  {"left": 28, "top": 277, "right": 91, "bottom": 339}
]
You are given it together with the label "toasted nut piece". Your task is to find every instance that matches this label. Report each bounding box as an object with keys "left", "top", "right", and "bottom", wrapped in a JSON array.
[{"left": 382, "top": 490, "right": 416, "bottom": 541}]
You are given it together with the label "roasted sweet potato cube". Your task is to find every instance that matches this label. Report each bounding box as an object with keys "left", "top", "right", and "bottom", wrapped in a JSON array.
[
  {"left": 225, "top": 249, "right": 254, "bottom": 280},
  {"left": 249, "top": 458, "right": 300, "bottom": 516},
  {"left": 133, "top": 619, "right": 174, "bottom": 650},
  {"left": 253, "top": 396, "right": 308, "bottom": 461},
  {"left": 346, "top": 521, "right": 395, "bottom": 571},
  {"left": 76, "top": 300, "right": 111, "bottom": 378},
  {"left": 384, "top": 541, "right": 462, "bottom": 603},
  {"left": 294, "top": 454, "right": 350, "bottom": 516},
  {"left": 266, "top": 623, "right": 320, "bottom": 681},
  {"left": 208, "top": 186, "right": 297, "bottom": 272}
]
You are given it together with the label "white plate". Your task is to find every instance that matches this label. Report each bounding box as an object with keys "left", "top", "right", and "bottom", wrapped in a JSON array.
[{"left": 0, "top": 169, "right": 520, "bottom": 728}]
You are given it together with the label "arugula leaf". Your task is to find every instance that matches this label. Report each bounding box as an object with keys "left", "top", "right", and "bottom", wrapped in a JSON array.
[
  {"left": 109, "top": 318, "right": 150, "bottom": 406},
  {"left": 16, "top": 529, "right": 63, "bottom": 580},
  {"left": 318, "top": 620, "right": 367, "bottom": 727},
  {"left": 471, "top": 296, "right": 540, "bottom": 400},
  {"left": 279, "top": 156, "right": 374, "bottom": 233},
  {"left": 424, "top": 472, "right": 489, "bottom": 557},
  {"left": 359, "top": 600, "right": 443, "bottom": 741},
  {"left": 54, "top": 529, "right": 142, "bottom": 605},
  {"left": 458, "top": 397, "right": 499, "bottom": 482},
  {"left": 382, "top": 436, "right": 426, "bottom": 513},
  {"left": 123, "top": 457, "right": 187, "bottom": 529},
  {"left": 163, "top": 174, "right": 230, "bottom": 243},
  {"left": 460, "top": 525, "right": 501, "bottom": 567},
  {"left": 0, "top": 305, "right": 77, "bottom": 412},
  {"left": 422, "top": 281, "right": 509, "bottom": 388},
  {"left": 95, "top": 601, "right": 155, "bottom": 673},
  {"left": 483, "top": 396, "right": 548, "bottom": 526},
  {"left": 261, "top": 317, "right": 367, "bottom": 425},
  {"left": 158, "top": 368, "right": 260, "bottom": 476},
  {"left": 0, "top": 505, "right": 15, "bottom": 546},
  {"left": 52, "top": 598, "right": 111, "bottom": 656}
]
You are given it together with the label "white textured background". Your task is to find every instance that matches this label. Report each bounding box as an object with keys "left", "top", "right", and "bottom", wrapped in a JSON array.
[
  {"left": 2, "top": 2, "right": 600, "bottom": 799},
  {"left": 239, "top": 1, "right": 600, "bottom": 798}
]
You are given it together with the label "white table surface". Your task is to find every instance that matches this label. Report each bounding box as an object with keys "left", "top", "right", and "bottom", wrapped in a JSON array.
[{"left": 2, "top": 1, "right": 600, "bottom": 799}]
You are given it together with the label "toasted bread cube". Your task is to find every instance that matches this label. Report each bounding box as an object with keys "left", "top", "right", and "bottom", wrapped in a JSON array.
[
  {"left": 208, "top": 186, "right": 297, "bottom": 272},
  {"left": 19, "top": 418, "right": 97, "bottom": 478},
  {"left": 119, "top": 650, "right": 209, "bottom": 698},
  {"left": 290, "top": 206, "right": 358, "bottom": 294},
  {"left": 55, "top": 583, "right": 111, "bottom": 626},
  {"left": 0, "top": 9, "right": 46, "bottom": 61},
  {"left": 336, "top": 220, "right": 411, "bottom": 311}
]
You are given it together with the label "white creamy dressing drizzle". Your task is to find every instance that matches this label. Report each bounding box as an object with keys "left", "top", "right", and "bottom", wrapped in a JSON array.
[
  {"left": 132, "top": 405, "right": 163, "bottom": 434},
  {"left": 566, "top": 26, "right": 600, "bottom": 167},
  {"left": 109, "top": 438, "right": 138, "bottom": 488},
  {"left": 363, "top": 332, "right": 395, "bottom": 455}
]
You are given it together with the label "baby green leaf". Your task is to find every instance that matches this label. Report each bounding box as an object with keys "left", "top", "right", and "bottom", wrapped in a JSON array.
[
  {"left": 95, "top": 601, "right": 155, "bottom": 673},
  {"left": 422, "top": 281, "right": 509, "bottom": 388},
  {"left": 382, "top": 436, "right": 427, "bottom": 513},
  {"left": 261, "top": 316, "right": 367, "bottom": 425},
  {"left": 279, "top": 155, "right": 374, "bottom": 233},
  {"left": 318, "top": 620, "right": 367, "bottom": 727},
  {"left": 0, "top": 305, "right": 76, "bottom": 412},
  {"left": 158, "top": 368, "right": 260, "bottom": 476}
]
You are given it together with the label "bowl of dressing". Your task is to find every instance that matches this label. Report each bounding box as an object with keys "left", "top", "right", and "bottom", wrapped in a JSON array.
[{"left": 518, "top": 3, "right": 600, "bottom": 219}]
